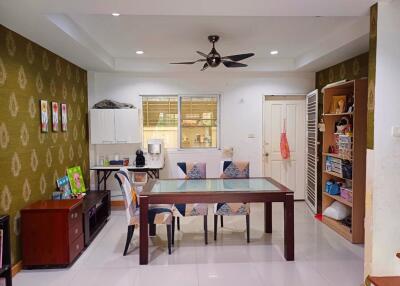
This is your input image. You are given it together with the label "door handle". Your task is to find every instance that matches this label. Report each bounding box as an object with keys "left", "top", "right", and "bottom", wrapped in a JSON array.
[{"left": 264, "top": 152, "right": 269, "bottom": 157}]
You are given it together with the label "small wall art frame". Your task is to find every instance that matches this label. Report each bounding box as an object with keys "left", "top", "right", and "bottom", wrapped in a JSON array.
[
  {"left": 51, "top": 102, "right": 59, "bottom": 132},
  {"left": 40, "top": 100, "right": 49, "bottom": 133},
  {"left": 61, "top": 103, "right": 67, "bottom": 132}
]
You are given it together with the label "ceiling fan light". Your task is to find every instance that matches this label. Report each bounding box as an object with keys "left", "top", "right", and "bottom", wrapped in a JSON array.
[
  {"left": 270, "top": 50, "right": 279, "bottom": 55},
  {"left": 136, "top": 50, "right": 144, "bottom": 55},
  {"left": 111, "top": 12, "right": 120, "bottom": 16}
]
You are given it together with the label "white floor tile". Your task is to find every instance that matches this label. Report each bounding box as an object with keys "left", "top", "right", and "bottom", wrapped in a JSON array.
[{"left": 13, "top": 202, "right": 364, "bottom": 286}]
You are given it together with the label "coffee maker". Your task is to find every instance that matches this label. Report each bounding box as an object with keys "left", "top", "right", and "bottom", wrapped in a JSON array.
[{"left": 135, "top": 149, "right": 145, "bottom": 167}]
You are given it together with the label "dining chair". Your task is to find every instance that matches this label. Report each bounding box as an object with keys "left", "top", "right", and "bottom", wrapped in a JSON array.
[
  {"left": 174, "top": 162, "right": 209, "bottom": 244},
  {"left": 114, "top": 168, "right": 173, "bottom": 255},
  {"left": 214, "top": 160, "right": 250, "bottom": 243}
]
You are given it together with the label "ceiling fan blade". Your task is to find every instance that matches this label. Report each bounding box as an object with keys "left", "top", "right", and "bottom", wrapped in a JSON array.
[
  {"left": 222, "top": 53, "right": 254, "bottom": 62},
  {"left": 197, "top": 51, "right": 208, "bottom": 58},
  {"left": 170, "top": 59, "right": 205, "bottom": 64},
  {"left": 222, "top": 61, "right": 248, "bottom": 68},
  {"left": 201, "top": 63, "right": 209, "bottom": 71}
]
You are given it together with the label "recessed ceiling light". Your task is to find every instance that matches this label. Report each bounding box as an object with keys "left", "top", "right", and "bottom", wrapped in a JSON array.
[
  {"left": 136, "top": 50, "right": 144, "bottom": 55},
  {"left": 112, "top": 13, "right": 120, "bottom": 17},
  {"left": 270, "top": 50, "right": 279, "bottom": 55}
]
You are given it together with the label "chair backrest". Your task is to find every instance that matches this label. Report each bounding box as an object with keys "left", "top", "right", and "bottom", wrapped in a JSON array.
[
  {"left": 177, "top": 162, "right": 206, "bottom": 179},
  {"left": 114, "top": 168, "right": 138, "bottom": 224},
  {"left": 220, "top": 161, "right": 250, "bottom": 178}
]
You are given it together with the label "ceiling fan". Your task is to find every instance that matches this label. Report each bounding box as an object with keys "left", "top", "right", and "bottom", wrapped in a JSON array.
[{"left": 170, "top": 35, "right": 255, "bottom": 71}]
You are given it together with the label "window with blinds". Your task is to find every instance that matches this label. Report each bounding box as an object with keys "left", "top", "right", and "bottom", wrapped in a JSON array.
[
  {"left": 142, "top": 96, "right": 178, "bottom": 148},
  {"left": 180, "top": 96, "right": 218, "bottom": 148},
  {"left": 142, "top": 95, "right": 219, "bottom": 149}
]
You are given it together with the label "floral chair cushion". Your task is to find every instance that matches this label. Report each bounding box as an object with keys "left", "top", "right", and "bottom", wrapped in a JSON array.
[
  {"left": 115, "top": 168, "right": 172, "bottom": 225},
  {"left": 175, "top": 162, "right": 208, "bottom": 217},
  {"left": 214, "top": 161, "right": 250, "bottom": 216}
]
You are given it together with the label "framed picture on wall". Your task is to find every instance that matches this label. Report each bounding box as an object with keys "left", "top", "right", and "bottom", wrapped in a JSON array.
[
  {"left": 40, "top": 100, "right": 49, "bottom": 133},
  {"left": 61, "top": 103, "right": 67, "bottom": 132},
  {"left": 51, "top": 102, "right": 59, "bottom": 132}
]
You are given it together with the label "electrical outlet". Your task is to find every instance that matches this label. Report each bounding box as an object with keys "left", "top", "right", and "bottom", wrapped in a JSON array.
[{"left": 392, "top": 126, "right": 400, "bottom": 137}]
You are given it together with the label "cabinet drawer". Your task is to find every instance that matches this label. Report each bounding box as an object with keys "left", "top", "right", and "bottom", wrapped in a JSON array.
[
  {"left": 69, "top": 222, "right": 83, "bottom": 244},
  {"left": 68, "top": 205, "right": 82, "bottom": 228},
  {"left": 69, "top": 234, "right": 84, "bottom": 262}
]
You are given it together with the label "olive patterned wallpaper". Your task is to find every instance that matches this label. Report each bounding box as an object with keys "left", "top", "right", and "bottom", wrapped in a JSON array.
[{"left": 0, "top": 25, "right": 89, "bottom": 264}]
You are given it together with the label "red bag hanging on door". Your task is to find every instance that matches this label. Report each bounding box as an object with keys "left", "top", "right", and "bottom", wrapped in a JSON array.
[{"left": 280, "top": 119, "right": 290, "bottom": 159}]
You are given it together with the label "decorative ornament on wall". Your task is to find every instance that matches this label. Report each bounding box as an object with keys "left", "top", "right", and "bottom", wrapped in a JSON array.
[
  {"left": 22, "top": 179, "right": 32, "bottom": 202},
  {"left": 81, "top": 125, "right": 86, "bottom": 139},
  {"left": 63, "top": 132, "right": 68, "bottom": 142},
  {"left": 73, "top": 124, "right": 78, "bottom": 141},
  {"left": 76, "top": 68, "right": 80, "bottom": 83},
  {"left": 62, "top": 82, "right": 67, "bottom": 99},
  {"left": 20, "top": 122, "right": 29, "bottom": 146},
  {"left": 0, "top": 57, "right": 6, "bottom": 86},
  {"left": 30, "top": 149, "right": 38, "bottom": 172},
  {"left": 37, "top": 127, "right": 45, "bottom": 144},
  {"left": 42, "top": 51, "right": 49, "bottom": 71},
  {"left": 66, "top": 64, "right": 72, "bottom": 80},
  {"left": 18, "top": 65, "right": 27, "bottom": 90},
  {"left": 40, "top": 100, "right": 49, "bottom": 132},
  {"left": 46, "top": 148, "right": 53, "bottom": 167},
  {"left": 50, "top": 78, "right": 56, "bottom": 97},
  {"left": 11, "top": 152, "right": 21, "bottom": 177},
  {"left": 55, "top": 57, "right": 62, "bottom": 76},
  {"left": 1, "top": 185, "right": 12, "bottom": 212},
  {"left": 9, "top": 92, "right": 19, "bottom": 117},
  {"left": 28, "top": 96, "right": 36, "bottom": 119},
  {"left": 6, "top": 31, "right": 16, "bottom": 57},
  {"left": 0, "top": 122, "right": 10, "bottom": 149},
  {"left": 36, "top": 72, "right": 43, "bottom": 93},
  {"left": 13, "top": 212, "right": 21, "bottom": 236},
  {"left": 77, "top": 143, "right": 82, "bottom": 159},
  {"left": 40, "top": 173, "right": 47, "bottom": 194},
  {"left": 51, "top": 102, "right": 59, "bottom": 132},
  {"left": 69, "top": 145, "right": 74, "bottom": 161},
  {"left": 353, "top": 59, "right": 360, "bottom": 76},
  {"left": 51, "top": 132, "right": 58, "bottom": 144},
  {"left": 26, "top": 42, "right": 35, "bottom": 64},
  {"left": 58, "top": 146, "right": 64, "bottom": 163},
  {"left": 71, "top": 85, "right": 77, "bottom": 102}
]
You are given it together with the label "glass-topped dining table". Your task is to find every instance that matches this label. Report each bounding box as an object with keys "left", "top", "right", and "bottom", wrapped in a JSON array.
[{"left": 138, "top": 177, "right": 294, "bottom": 265}]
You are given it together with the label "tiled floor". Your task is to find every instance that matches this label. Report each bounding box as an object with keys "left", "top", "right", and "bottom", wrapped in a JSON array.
[{"left": 14, "top": 202, "right": 364, "bottom": 286}]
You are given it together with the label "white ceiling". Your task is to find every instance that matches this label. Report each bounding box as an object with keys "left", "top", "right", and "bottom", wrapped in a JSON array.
[{"left": 0, "top": 0, "right": 374, "bottom": 73}]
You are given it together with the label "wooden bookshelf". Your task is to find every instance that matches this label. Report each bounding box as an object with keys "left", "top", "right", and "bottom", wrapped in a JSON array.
[{"left": 321, "top": 79, "right": 367, "bottom": 244}]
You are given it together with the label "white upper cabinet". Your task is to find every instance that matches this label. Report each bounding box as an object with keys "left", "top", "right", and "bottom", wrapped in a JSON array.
[
  {"left": 89, "top": 109, "right": 140, "bottom": 144},
  {"left": 114, "top": 109, "right": 140, "bottom": 143}
]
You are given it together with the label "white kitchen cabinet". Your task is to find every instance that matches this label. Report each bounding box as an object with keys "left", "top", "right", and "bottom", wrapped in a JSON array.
[
  {"left": 114, "top": 109, "right": 140, "bottom": 143},
  {"left": 89, "top": 109, "right": 140, "bottom": 144}
]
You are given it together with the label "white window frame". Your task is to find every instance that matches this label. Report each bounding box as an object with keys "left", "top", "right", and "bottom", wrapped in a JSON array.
[{"left": 140, "top": 94, "right": 221, "bottom": 151}]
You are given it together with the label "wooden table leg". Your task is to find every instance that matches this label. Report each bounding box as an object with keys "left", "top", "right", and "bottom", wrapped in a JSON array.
[
  {"left": 284, "top": 193, "right": 294, "bottom": 261},
  {"left": 264, "top": 202, "right": 272, "bottom": 233},
  {"left": 140, "top": 196, "right": 149, "bottom": 265}
]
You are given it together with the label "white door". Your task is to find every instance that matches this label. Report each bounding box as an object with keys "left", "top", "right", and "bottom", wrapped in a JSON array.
[
  {"left": 115, "top": 109, "right": 140, "bottom": 143},
  {"left": 263, "top": 96, "right": 306, "bottom": 200},
  {"left": 89, "top": 109, "right": 115, "bottom": 144}
]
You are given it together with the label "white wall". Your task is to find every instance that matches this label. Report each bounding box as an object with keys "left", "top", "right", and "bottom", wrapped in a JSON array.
[
  {"left": 366, "top": 0, "right": 400, "bottom": 276},
  {"left": 87, "top": 71, "right": 314, "bottom": 197}
]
